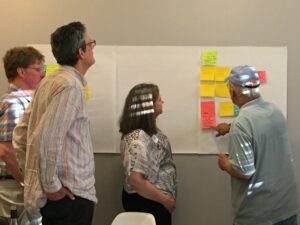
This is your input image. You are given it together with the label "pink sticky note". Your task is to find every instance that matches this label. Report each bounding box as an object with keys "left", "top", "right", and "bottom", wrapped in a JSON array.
[{"left": 200, "top": 101, "right": 216, "bottom": 129}]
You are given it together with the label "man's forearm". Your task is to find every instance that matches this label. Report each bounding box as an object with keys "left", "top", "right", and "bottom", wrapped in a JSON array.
[
  {"left": 0, "top": 142, "right": 24, "bottom": 183},
  {"left": 4, "top": 157, "right": 24, "bottom": 183},
  {"left": 225, "top": 164, "right": 251, "bottom": 181}
]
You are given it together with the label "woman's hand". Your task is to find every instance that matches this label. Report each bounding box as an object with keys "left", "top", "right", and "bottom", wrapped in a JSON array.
[
  {"left": 161, "top": 193, "right": 176, "bottom": 213},
  {"left": 128, "top": 172, "right": 176, "bottom": 212}
]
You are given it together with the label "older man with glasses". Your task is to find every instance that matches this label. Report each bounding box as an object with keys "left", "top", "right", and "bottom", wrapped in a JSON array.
[
  {"left": 13, "top": 21, "right": 97, "bottom": 225},
  {"left": 0, "top": 46, "right": 45, "bottom": 225}
]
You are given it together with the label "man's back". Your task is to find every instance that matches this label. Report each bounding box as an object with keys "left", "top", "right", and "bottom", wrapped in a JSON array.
[
  {"left": 13, "top": 22, "right": 96, "bottom": 225},
  {"left": 22, "top": 66, "right": 96, "bottom": 208},
  {"left": 230, "top": 97, "right": 299, "bottom": 225}
]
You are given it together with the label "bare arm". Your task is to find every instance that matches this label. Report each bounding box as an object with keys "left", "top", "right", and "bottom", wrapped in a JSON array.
[
  {"left": 0, "top": 141, "right": 24, "bottom": 184},
  {"left": 218, "top": 153, "right": 251, "bottom": 181},
  {"left": 128, "top": 172, "right": 175, "bottom": 213},
  {"left": 13, "top": 107, "right": 31, "bottom": 174}
]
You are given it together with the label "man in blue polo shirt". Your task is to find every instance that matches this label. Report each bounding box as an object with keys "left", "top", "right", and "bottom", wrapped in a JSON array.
[{"left": 215, "top": 65, "right": 299, "bottom": 225}]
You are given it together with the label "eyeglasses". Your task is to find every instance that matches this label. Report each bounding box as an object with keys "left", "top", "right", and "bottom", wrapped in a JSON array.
[
  {"left": 85, "top": 40, "right": 96, "bottom": 47},
  {"left": 27, "top": 64, "right": 46, "bottom": 74}
]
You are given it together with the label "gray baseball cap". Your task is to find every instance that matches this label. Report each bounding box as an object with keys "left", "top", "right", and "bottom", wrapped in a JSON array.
[{"left": 225, "top": 65, "right": 260, "bottom": 88}]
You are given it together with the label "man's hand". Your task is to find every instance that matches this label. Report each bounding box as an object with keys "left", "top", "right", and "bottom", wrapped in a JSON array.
[
  {"left": 218, "top": 153, "right": 252, "bottom": 180},
  {"left": 45, "top": 186, "right": 75, "bottom": 201},
  {"left": 214, "top": 123, "right": 230, "bottom": 137},
  {"left": 218, "top": 153, "right": 230, "bottom": 171}
]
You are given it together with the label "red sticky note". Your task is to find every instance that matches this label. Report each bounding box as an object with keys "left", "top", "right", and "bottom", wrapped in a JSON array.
[
  {"left": 200, "top": 101, "right": 216, "bottom": 129},
  {"left": 258, "top": 71, "right": 267, "bottom": 84}
]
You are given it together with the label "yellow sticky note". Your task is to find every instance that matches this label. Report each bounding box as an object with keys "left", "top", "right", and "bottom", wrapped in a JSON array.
[
  {"left": 200, "top": 83, "right": 215, "bottom": 97},
  {"left": 215, "top": 67, "right": 230, "bottom": 81},
  {"left": 45, "top": 64, "right": 60, "bottom": 76},
  {"left": 215, "top": 82, "right": 230, "bottom": 98},
  {"left": 84, "top": 85, "right": 90, "bottom": 101},
  {"left": 202, "top": 51, "right": 218, "bottom": 66},
  {"left": 200, "top": 67, "right": 215, "bottom": 81},
  {"left": 219, "top": 102, "right": 234, "bottom": 117}
]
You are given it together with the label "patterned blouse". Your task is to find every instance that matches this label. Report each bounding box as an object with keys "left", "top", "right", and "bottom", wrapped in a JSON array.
[{"left": 121, "top": 129, "right": 177, "bottom": 198}]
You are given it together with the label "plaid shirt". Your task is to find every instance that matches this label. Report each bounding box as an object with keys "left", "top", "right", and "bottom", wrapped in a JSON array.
[{"left": 0, "top": 87, "right": 31, "bottom": 176}]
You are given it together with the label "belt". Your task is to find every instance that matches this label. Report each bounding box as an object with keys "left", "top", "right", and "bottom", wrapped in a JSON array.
[{"left": 0, "top": 175, "right": 14, "bottom": 180}]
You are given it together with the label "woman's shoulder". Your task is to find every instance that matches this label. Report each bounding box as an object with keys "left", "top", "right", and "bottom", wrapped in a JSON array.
[
  {"left": 155, "top": 129, "right": 169, "bottom": 141},
  {"left": 123, "top": 129, "right": 150, "bottom": 142}
]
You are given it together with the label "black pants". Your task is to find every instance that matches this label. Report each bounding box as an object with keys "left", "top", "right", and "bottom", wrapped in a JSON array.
[
  {"left": 40, "top": 196, "right": 94, "bottom": 225},
  {"left": 122, "top": 189, "right": 171, "bottom": 225}
]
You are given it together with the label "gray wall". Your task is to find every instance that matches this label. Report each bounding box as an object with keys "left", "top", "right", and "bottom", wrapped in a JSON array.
[{"left": 1, "top": 1, "right": 299, "bottom": 225}]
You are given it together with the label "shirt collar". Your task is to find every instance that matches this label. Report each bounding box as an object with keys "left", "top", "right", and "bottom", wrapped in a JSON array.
[
  {"left": 241, "top": 96, "right": 263, "bottom": 109},
  {"left": 7, "top": 84, "right": 32, "bottom": 102},
  {"left": 60, "top": 65, "right": 87, "bottom": 86}
]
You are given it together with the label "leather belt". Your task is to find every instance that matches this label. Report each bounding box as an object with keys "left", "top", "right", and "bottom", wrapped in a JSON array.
[{"left": 0, "top": 175, "right": 14, "bottom": 180}]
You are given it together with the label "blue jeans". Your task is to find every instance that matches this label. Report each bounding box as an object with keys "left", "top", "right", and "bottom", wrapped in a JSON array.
[{"left": 274, "top": 215, "right": 297, "bottom": 225}]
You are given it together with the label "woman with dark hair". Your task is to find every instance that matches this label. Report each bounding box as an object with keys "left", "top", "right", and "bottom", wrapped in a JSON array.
[{"left": 119, "top": 83, "right": 177, "bottom": 225}]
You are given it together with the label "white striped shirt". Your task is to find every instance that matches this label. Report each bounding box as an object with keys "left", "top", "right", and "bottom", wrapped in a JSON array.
[{"left": 13, "top": 66, "right": 97, "bottom": 208}]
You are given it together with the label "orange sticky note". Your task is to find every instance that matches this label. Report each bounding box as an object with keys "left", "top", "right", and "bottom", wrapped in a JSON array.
[{"left": 258, "top": 71, "right": 267, "bottom": 84}]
